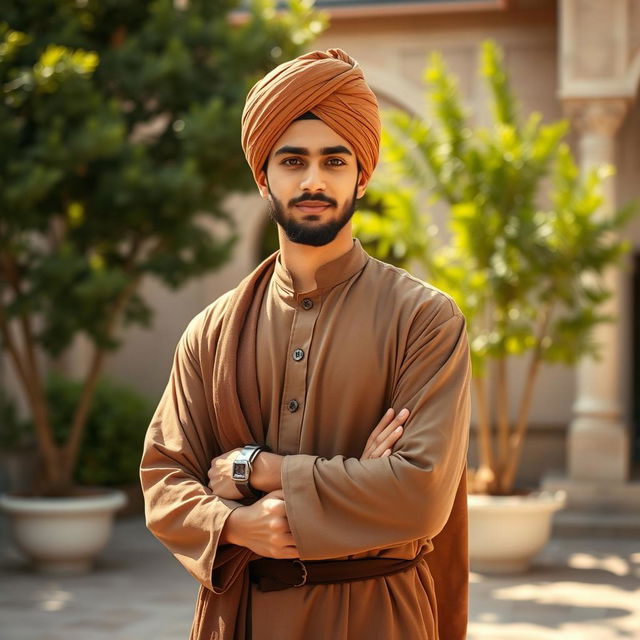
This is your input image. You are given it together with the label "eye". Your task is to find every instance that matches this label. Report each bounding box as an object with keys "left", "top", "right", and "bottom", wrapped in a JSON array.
[
  {"left": 282, "top": 157, "right": 303, "bottom": 167},
  {"left": 327, "top": 157, "right": 346, "bottom": 166}
]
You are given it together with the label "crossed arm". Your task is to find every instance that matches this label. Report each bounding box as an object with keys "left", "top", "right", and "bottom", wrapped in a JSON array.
[{"left": 210, "top": 407, "right": 410, "bottom": 559}]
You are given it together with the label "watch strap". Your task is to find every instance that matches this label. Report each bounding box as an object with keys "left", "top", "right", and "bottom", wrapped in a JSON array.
[
  {"left": 236, "top": 480, "right": 260, "bottom": 499},
  {"left": 234, "top": 444, "right": 268, "bottom": 499}
]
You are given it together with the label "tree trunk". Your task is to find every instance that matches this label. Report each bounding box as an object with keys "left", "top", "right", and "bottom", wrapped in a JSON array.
[
  {"left": 472, "top": 375, "right": 498, "bottom": 493},
  {"left": 501, "top": 303, "right": 553, "bottom": 492},
  {"left": 495, "top": 356, "right": 510, "bottom": 493}
]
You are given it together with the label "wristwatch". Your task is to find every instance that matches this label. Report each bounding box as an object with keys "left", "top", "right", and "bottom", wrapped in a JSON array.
[{"left": 232, "top": 444, "right": 268, "bottom": 499}]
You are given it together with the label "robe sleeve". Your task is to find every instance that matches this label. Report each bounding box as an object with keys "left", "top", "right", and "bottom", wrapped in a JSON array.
[
  {"left": 281, "top": 303, "right": 471, "bottom": 560},
  {"left": 139, "top": 317, "right": 253, "bottom": 592}
]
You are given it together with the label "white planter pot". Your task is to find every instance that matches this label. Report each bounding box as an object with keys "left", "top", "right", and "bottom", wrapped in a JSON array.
[
  {"left": 468, "top": 490, "right": 567, "bottom": 574},
  {"left": 0, "top": 488, "right": 127, "bottom": 574}
]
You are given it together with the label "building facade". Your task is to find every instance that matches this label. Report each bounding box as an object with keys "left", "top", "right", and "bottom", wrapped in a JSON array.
[{"left": 22, "top": 0, "right": 639, "bottom": 523}]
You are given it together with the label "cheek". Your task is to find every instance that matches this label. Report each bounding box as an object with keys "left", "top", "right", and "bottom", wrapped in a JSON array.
[
  {"left": 340, "top": 176, "right": 360, "bottom": 200},
  {"left": 268, "top": 182, "right": 295, "bottom": 204},
  {"left": 266, "top": 169, "right": 296, "bottom": 195}
]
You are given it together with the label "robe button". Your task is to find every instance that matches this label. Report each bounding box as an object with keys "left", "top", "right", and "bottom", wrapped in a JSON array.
[
  {"left": 292, "top": 348, "right": 305, "bottom": 361},
  {"left": 288, "top": 399, "right": 299, "bottom": 413},
  {"left": 302, "top": 298, "right": 313, "bottom": 310}
]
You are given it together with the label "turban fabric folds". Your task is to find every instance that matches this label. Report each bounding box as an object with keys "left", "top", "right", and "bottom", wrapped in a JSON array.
[{"left": 241, "top": 48, "right": 381, "bottom": 185}]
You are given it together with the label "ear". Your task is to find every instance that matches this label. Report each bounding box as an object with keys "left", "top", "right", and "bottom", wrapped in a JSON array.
[
  {"left": 355, "top": 170, "right": 369, "bottom": 200},
  {"left": 256, "top": 168, "right": 270, "bottom": 199}
]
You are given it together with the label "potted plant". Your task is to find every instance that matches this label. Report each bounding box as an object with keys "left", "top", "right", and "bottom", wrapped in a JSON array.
[
  {"left": 45, "top": 373, "right": 154, "bottom": 515},
  {"left": 353, "top": 41, "right": 637, "bottom": 572},
  {"left": 0, "top": 374, "right": 153, "bottom": 572},
  {"left": 0, "top": 1, "right": 324, "bottom": 572}
]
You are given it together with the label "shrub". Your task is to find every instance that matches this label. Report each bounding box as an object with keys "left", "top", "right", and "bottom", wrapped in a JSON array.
[{"left": 43, "top": 374, "right": 153, "bottom": 487}]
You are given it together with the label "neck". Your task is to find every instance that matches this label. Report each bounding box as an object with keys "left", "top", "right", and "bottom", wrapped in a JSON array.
[{"left": 277, "top": 224, "right": 354, "bottom": 293}]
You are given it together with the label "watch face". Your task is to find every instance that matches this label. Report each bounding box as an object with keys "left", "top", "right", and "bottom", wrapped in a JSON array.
[{"left": 232, "top": 461, "right": 249, "bottom": 482}]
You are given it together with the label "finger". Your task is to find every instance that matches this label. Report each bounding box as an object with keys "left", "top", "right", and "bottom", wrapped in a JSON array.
[
  {"left": 382, "top": 408, "right": 409, "bottom": 436},
  {"left": 280, "top": 531, "right": 297, "bottom": 546},
  {"left": 269, "top": 503, "right": 289, "bottom": 520},
  {"left": 370, "top": 408, "right": 409, "bottom": 456},
  {"left": 392, "top": 407, "right": 410, "bottom": 426},
  {"left": 263, "top": 493, "right": 287, "bottom": 515},
  {"left": 364, "top": 408, "right": 410, "bottom": 459},
  {"left": 368, "top": 408, "right": 395, "bottom": 443},
  {"left": 375, "top": 406, "right": 396, "bottom": 431},
  {"left": 362, "top": 408, "right": 395, "bottom": 458},
  {"left": 364, "top": 408, "right": 396, "bottom": 453},
  {"left": 377, "top": 411, "right": 408, "bottom": 442},
  {"left": 275, "top": 546, "right": 300, "bottom": 559},
  {"left": 370, "top": 425, "right": 403, "bottom": 458},
  {"left": 372, "top": 408, "right": 409, "bottom": 447}
]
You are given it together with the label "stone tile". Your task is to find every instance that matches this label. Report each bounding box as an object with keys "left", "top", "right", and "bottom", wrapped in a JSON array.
[{"left": 1, "top": 515, "right": 639, "bottom": 639}]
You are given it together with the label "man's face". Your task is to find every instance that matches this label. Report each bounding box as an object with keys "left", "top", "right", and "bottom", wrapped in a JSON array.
[{"left": 257, "top": 119, "right": 368, "bottom": 247}]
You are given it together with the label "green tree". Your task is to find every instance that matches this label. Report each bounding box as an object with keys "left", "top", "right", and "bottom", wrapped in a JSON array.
[
  {"left": 0, "top": 0, "right": 325, "bottom": 495},
  {"left": 354, "top": 41, "right": 637, "bottom": 495}
]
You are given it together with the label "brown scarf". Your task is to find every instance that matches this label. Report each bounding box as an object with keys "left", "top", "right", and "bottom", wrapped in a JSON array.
[
  {"left": 196, "top": 251, "right": 468, "bottom": 640},
  {"left": 196, "top": 252, "right": 277, "bottom": 640}
]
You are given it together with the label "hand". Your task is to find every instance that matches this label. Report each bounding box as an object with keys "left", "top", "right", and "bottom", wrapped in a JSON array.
[
  {"left": 208, "top": 449, "right": 283, "bottom": 498},
  {"left": 207, "top": 447, "right": 243, "bottom": 500},
  {"left": 221, "top": 490, "right": 298, "bottom": 559},
  {"left": 360, "top": 407, "right": 409, "bottom": 460}
]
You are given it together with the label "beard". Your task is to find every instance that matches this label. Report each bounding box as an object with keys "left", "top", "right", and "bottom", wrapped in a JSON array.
[{"left": 266, "top": 181, "right": 358, "bottom": 247}]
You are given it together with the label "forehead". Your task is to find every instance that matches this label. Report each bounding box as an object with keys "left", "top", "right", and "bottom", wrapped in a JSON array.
[{"left": 268, "top": 118, "right": 355, "bottom": 157}]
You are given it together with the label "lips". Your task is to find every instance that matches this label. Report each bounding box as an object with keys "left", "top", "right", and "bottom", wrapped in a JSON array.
[{"left": 295, "top": 201, "right": 332, "bottom": 214}]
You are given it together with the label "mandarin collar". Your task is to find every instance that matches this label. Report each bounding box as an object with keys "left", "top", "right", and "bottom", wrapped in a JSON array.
[{"left": 273, "top": 238, "right": 368, "bottom": 300}]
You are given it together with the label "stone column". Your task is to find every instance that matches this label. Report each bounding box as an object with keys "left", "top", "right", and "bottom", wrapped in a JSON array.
[{"left": 565, "top": 97, "right": 630, "bottom": 482}]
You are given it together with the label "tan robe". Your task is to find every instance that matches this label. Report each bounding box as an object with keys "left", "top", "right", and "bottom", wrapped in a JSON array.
[{"left": 140, "top": 239, "right": 471, "bottom": 640}]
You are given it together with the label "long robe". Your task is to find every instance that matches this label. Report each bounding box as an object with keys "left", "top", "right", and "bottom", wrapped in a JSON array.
[{"left": 140, "top": 238, "right": 471, "bottom": 640}]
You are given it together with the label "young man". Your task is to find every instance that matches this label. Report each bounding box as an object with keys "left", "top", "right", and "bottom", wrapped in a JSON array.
[{"left": 140, "top": 49, "right": 471, "bottom": 640}]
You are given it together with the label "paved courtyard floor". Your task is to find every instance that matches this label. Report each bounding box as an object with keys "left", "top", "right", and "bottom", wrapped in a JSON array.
[{"left": 1, "top": 515, "right": 638, "bottom": 640}]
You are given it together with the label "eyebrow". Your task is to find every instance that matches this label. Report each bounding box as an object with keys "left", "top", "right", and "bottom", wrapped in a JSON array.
[{"left": 273, "top": 145, "right": 353, "bottom": 157}]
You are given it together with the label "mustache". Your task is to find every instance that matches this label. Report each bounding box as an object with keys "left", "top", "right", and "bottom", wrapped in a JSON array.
[{"left": 289, "top": 193, "right": 337, "bottom": 207}]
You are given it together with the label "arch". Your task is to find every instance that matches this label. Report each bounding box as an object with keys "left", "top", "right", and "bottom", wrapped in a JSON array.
[{"left": 363, "top": 67, "right": 425, "bottom": 118}]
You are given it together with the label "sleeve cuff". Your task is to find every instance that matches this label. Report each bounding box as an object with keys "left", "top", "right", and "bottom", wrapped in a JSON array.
[
  {"left": 281, "top": 454, "right": 318, "bottom": 559},
  {"left": 207, "top": 497, "right": 245, "bottom": 593}
]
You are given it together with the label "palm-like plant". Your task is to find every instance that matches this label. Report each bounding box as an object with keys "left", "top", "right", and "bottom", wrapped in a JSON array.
[{"left": 355, "top": 41, "right": 637, "bottom": 495}]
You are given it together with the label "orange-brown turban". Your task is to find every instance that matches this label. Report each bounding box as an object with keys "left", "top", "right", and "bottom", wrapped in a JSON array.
[{"left": 241, "top": 48, "right": 381, "bottom": 185}]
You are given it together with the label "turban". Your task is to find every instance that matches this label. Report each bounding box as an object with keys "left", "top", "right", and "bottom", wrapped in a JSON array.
[{"left": 241, "top": 48, "right": 381, "bottom": 185}]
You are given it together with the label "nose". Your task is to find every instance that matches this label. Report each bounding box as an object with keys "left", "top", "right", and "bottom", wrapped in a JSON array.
[{"left": 299, "top": 163, "right": 326, "bottom": 192}]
